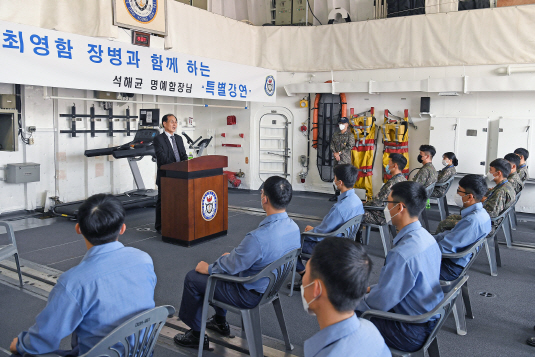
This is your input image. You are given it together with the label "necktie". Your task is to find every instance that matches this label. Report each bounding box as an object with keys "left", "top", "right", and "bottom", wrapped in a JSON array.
[{"left": 171, "top": 135, "right": 180, "bottom": 162}]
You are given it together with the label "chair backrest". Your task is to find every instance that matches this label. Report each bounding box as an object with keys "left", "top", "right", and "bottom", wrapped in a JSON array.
[
  {"left": 420, "top": 276, "right": 468, "bottom": 352},
  {"left": 244, "top": 248, "right": 301, "bottom": 304},
  {"left": 434, "top": 176, "right": 455, "bottom": 197},
  {"left": 440, "top": 237, "right": 487, "bottom": 291},
  {"left": 425, "top": 183, "right": 436, "bottom": 198},
  {"left": 332, "top": 214, "right": 364, "bottom": 241},
  {"left": 0, "top": 221, "right": 17, "bottom": 246},
  {"left": 490, "top": 203, "right": 516, "bottom": 227},
  {"left": 80, "top": 305, "right": 175, "bottom": 357}
]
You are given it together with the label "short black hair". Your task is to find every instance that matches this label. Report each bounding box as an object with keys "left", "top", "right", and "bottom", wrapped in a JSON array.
[
  {"left": 419, "top": 144, "right": 436, "bottom": 158},
  {"left": 490, "top": 158, "right": 511, "bottom": 178},
  {"left": 162, "top": 114, "right": 176, "bottom": 123},
  {"left": 514, "top": 148, "right": 529, "bottom": 160},
  {"left": 309, "top": 238, "right": 372, "bottom": 312},
  {"left": 504, "top": 153, "right": 520, "bottom": 170},
  {"left": 389, "top": 153, "right": 407, "bottom": 171},
  {"left": 77, "top": 194, "right": 125, "bottom": 246},
  {"left": 333, "top": 164, "right": 358, "bottom": 189},
  {"left": 390, "top": 181, "right": 427, "bottom": 218},
  {"left": 443, "top": 152, "right": 458, "bottom": 166},
  {"left": 458, "top": 174, "right": 487, "bottom": 201},
  {"left": 262, "top": 176, "right": 292, "bottom": 210}
]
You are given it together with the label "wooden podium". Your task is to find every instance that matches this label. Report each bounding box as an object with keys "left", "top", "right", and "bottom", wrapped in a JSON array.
[{"left": 160, "top": 155, "right": 228, "bottom": 246}]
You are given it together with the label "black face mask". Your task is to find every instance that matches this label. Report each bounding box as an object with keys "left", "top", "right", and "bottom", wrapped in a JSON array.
[{"left": 417, "top": 154, "right": 423, "bottom": 163}]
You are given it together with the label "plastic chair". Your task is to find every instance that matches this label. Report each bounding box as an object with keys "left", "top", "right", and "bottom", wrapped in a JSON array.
[
  {"left": 484, "top": 205, "right": 516, "bottom": 276},
  {"left": 508, "top": 192, "right": 521, "bottom": 231},
  {"left": 289, "top": 214, "right": 363, "bottom": 296},
  {"left": 40, "top": 305, "right": 175, "bottom": 357},
  {"left": 361, "top": 206, "right": 396, "bottom": 257},
  {"left": 197, "top": 249, "right": 300, "bottom": 357},
  {"left": 420, "top": 183, "right": 436, "bottom": 231},
  {"left": 0, "top": 221, "right": 23, "bottom": 287},
  {"left": 431, "top": 176, "right": 455, "bottom": 221},
  {"left": 362, "top": 276, "right": 468, "bottom": 357},
  {"left": 439, "top": 237, "right": 487, "bottom": 336}
]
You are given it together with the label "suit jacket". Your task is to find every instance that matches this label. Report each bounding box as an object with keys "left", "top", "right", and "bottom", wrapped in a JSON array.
[{"left": 154, "top": 132, "right": 188, "bottom": 185}]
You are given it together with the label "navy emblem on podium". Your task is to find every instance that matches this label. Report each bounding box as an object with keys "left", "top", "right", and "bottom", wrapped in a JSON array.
[{"left": 201, "top": 190, "right": 218, "bottom": 221}]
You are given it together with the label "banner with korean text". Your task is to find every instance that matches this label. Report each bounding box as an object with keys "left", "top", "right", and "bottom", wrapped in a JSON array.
[{"left": 0, "top": 20, "right": 277, "bottom": 103}]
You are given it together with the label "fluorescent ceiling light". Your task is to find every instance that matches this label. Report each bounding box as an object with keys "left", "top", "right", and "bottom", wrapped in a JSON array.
[{"left": 438, "top": 92, "right": 459, "bottom": 96}]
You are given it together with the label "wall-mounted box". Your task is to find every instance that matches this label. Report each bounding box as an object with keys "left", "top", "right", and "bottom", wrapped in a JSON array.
[
  {"left": 0, "top": 95, "right": 16, "bottom": 109},
  {"left": 94, "top": 91, "right": 117, "bottom": 100},
  {"left": 0, "top": 109, "right": 18, "bottom": 152},
  {"left": 5, "top": 163, "right": 41, "bottom": 183}
]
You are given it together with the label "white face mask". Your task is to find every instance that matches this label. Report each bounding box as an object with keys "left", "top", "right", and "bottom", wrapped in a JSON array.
[
  {"left": 486, "top": 172, "right": 496, "bottom": 182},
  {"left": 442, "top": 159, "right": 449, "bottom": 167},
  {"left": 383, "top": 203, "right": 401, "bottom": 224},
  {"left": 339, "top": 124, "right": 346, "bottom": 131},
  {"left": 300, "top": 281, "right": 322, "bottom": 316},
  {"left": 454, "top": 194, "right": 466, "bottom": 208}
]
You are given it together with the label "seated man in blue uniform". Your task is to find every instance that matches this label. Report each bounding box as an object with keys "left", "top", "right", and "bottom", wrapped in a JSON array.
[
  {"left": 10, "top": 194, "right": 157, "bottom": 356},
  {"left": 290, "top": 164, "right": 364, "bottom": 290},
  {"left": 174, "top": 176, "right": 301, "bottom": 349},
  {"left": 434, "top": 174, "right": 491, "bottom": 281},
  {"left": 302, "top": 237, "right": 391, "bottom": 357},
  {"left": 355, "top": 181, "right": 444, "bottom": 353}
]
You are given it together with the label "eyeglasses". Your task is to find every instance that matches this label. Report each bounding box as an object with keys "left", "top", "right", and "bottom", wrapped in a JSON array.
[
  {"left": 456, "top": 189, "right": 471, "bottom": 196},
  {"left": 382, "top": 200, "right": 403, "bottom": 206}
]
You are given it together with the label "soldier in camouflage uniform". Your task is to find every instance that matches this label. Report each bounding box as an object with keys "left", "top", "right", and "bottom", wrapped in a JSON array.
[
  {"left": 412, "top": 144, "right": 438, "bottom": 188},
  {"left": 329, "top": 117, "right": 356, "bottom": 201},
  {"left": 436, "top": 159, "right": 515, "bottom": 233},
  {"left": 431, "top": 152, "right": 458, "bottom": 198},
  {"left": 363, "top": 153, "right": 407, "bottom": 225},
  {"left": 504, "top": 153, "right": 524, "bottom": 194},
  {"left": 514, "top": 148, "right": 529, "bottom": 182}
]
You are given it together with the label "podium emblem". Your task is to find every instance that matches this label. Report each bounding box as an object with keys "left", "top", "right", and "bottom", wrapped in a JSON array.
[{"left": 201, "top": 190, "right": 218, "bottom": 221}]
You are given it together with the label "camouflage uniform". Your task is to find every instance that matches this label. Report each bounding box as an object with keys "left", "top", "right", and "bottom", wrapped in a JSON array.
[
  {"left": 518, "top": 164, "right": 529, "bottom": 183},
  {"left": 436, "top": 180, "right": 515, "bottom": 233},
  {"left": 363, "top": 173, "right": 407, "bottom": 225},
  {"left": 330, "top": 130, "right": 355, "bottom": 166},
  {"left": 431, "top": 166, "right": 456, "bottom": 198},
  {"left": 412, "top": 162, "right": 438, "bottom": 188},
  {"left": 507, "top": 171, "right": 524, "bottom": 195}
]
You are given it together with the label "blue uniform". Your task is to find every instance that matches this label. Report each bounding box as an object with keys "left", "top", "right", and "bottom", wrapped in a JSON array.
[
  {"left": 17, "top": 242, "right": 156, "bottom": 356},
  {"left": 179, "top": 212, "right": 300, "bottom": 331},
  {"left": 304, "top": 314, "right": 391, "bottom": 357},
  {"left": 355, "top": 221, "right": 443, "bottom": 352},
  {"left": 297, "top": 190, "right": 364, "bottom": 271},
  {"left": 434, "top": 202, "right": 491, "bottom": 281}
]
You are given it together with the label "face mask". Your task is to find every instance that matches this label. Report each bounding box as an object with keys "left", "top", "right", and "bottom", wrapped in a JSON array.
[
  {"left": 301, "top": 281, "right": 322, "bottom": 316},
  {"left": 417, "top": 155, "right": 423, "bottom": 163},
  {"left": 339, "top": 124, "right": 346, "bottom": 131},
  {"left": 454, "top": 194, "right": 466, "bottom": 208},
  {"left": 486, "top": 172, "right": 496, "bottom": 182},
  {"left": 384, "top": 203, "right": 401, "bottom": 223},
  {"left": 384, "top": 165, "right": 391, "bottom": 175},
  {"left": 442, "top": 160, "right": 449, "bottom": 167}
]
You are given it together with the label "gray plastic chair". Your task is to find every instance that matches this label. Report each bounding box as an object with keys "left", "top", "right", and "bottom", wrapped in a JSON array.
[
  {"left": 0, "top": 221, "right": 23, "bottom": 287},
  {"left": 289, "top": 214, "right": 363, "bottom": 296},
  {"left": 432, "top": 176, "right": 455, "bottom": 221},
  {"left": 197, "top": 249, "right": 300, "bottom": 357},
  {"left": 420, "top": 183, "right": 436, "bottom": 232},
  {"left": 484, "top": 204, "right": 516, "bottom": 276},
  {"left": 361, "top": 206, "right": 396, "bottom": 257},
  {"left": 362, "top": 276, "right": 468, "bottom": 357},
  {"left": 42, "top": 305, "right": 175, "bottom": 357},
  {"left": 440, "top": 237, "right": 487, "bottom": 336}
]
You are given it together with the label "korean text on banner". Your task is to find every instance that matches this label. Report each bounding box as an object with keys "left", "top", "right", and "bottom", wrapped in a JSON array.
[{"left": 0, "top": 20, "right": 277, "bottom": 103}]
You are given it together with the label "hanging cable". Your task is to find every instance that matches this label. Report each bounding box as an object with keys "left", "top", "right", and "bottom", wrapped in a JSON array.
[{"left": 307, "top": 0, "right": 322, "bottom": 25}]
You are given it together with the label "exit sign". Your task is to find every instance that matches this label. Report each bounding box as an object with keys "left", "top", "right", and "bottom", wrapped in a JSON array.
[{"left": 132, "top": 31, "right": 150, "bottom": 47}]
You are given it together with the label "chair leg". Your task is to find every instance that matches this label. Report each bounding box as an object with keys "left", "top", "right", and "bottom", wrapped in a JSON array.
[
  {"left": 427, "top": 337, "right": 441, "bottom": 357},
  {"left": 272, "top": 297, "right": 294, "bottom": 351},
  {"left": 437, "top": 198, "right": 445, "bottom": 221},
  {"left": 502, "top": 218, "right": 513, "bottom": 247},
  {"left": 462, "top": 283, "right": 473, "bottom": 319},
  {"left": 14, "top": 253, "right": 24, "bottom": 288},
  {"left": 378, "top": 226, "right": 389, "bottom": 257},
  {"left": 364, "top": 225, "right": 371, "bottom": 245},
  {"left": 484, "top": 239, "right": 498, "bottom": 277},
  {"left": 494, "top": 235, "right": 502, "bottom": 267},
  {"left": 452, "top": 294, "right": 467, "bottom": 336},
  {"left": 198, "top": 299, "right": 211, "bottom": 357},
  {"left": 444, "top": 197, "right": 450, "bottom": 218},
  {"left": 421, "top": 210, "right": 430, "bottom": 231},
  {"left": 241, "top": 308, "right": 264, "bottom": 357},
  {"left": 510, "top": 209, "right": 517, "bottom": 231},
  {"left": 288, "top": 259, "right": 297, "bottom": 297}
]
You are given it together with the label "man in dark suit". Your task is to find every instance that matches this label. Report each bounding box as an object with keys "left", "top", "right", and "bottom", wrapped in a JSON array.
[{"left": 154, "top": 114, "right": 188, "bottom": 232}]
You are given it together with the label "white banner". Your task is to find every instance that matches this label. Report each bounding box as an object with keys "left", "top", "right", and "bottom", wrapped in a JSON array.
[{"left": 0, "top": 20, "right": 277, "bottom": 103}]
